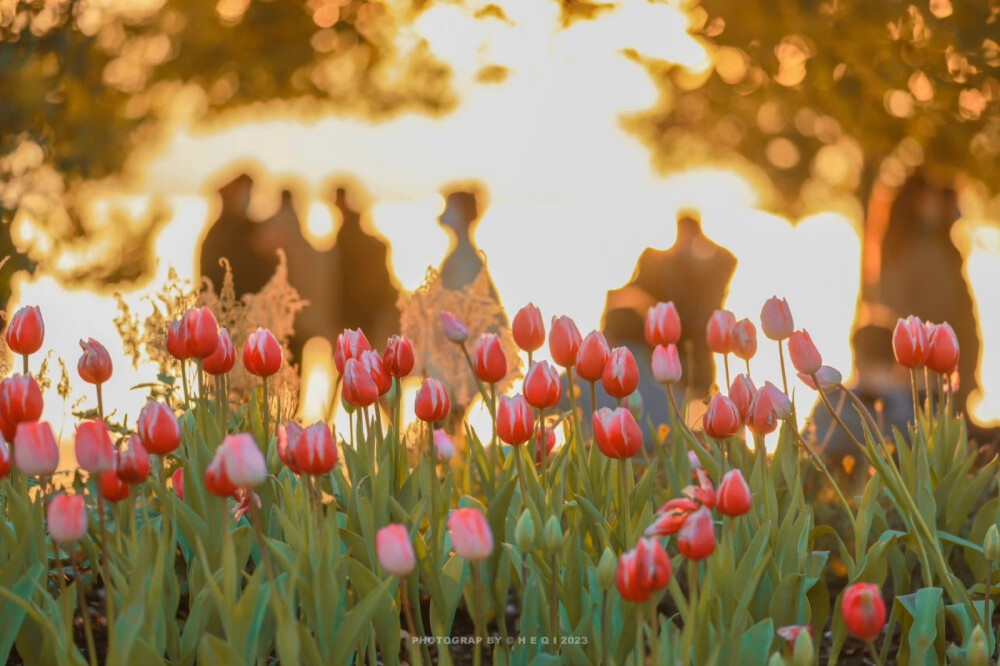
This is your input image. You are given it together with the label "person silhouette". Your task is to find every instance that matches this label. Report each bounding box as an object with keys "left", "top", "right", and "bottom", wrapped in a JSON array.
[
  {"left": 199, "top": 174, "right": 270, "bottom": 297},
  {"left": 437, "top": 189, "right": 501, "bottom": 299}
]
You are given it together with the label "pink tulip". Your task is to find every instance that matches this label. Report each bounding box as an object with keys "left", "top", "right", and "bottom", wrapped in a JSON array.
[
  {"left": 14, "top": 421, "right": 59, "bottom": 477},
  {"left": 440, "top": 311, "right": 469, "bottom": 343},
  {"left": 415, "top": 378, "right": 451, "bottom": 422},
  {"left": 448, "top": 508, "right": 494, "bottom": 562},
  {"left": 377, "top": 524, "right": 417, "bottom": 576},
  {"left": 651, "top": 343, "right": 682, "bottom": 384},
  {"left": 512, "top": 303, "right": 545, "bottom": 353},
  {"left": 74, "top": 419, "right": 115, "bottom": 474},
  {"left": 788, "top": 330, "right": 822, "bottom": 375},
  {"left": 203, "top": 327, "right": 236, "bottom": 375},
  {"left": 47, "top": 493, "right": 88, "bottom": 543},
  {"left": 549, "top": 316, "right": 582, "bottom": 369},
  {"left": 601, "top": 347, "right": 639, "bottom": 399},
  {"left": 760, "top": 296, "right": 794, "bottom": 341},
  {"left": 524, "top": 361, "right": 562, "bottom": 409}
]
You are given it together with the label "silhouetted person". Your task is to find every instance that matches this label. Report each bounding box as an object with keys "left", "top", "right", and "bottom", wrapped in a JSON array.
[
  {"left": 438, "top": 190, "right": 500, "bottom": 300},
  {"left": 200, "top": 174, "right": 271, "bottom": 297}
]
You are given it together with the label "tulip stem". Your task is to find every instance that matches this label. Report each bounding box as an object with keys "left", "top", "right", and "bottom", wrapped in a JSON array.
[
  {"left": 648, "top": 598, "right": 659, "bottom": 666},
  {"left": 427, "top": 425, "right": 441, "bottom": 564},
  {"left": 489, "top": 383, "right": 498, "bottom": 486},
  {"left": 460, "top": 343, "right": 494, "bottom": 417},
  {"left": 393, "top": 376, "right": 403, "bottom": 492},
  {"left": 866, "top": 641, "right": 880, "bottom": 664},
  {"left": 472, "top": 561, "right": 486, "bottom": 666},
  {"left": 538, "top": 408, "right": 547, "bottom": 490},
  {"left": 745, "top": 358, "right": 751, "bottom": 378},
  {"left": 401, "top": 580, "right": 424, "bottom": 666},
  {"left": 179, "top": 361, "right": 190, "bottom": 409},
  {"left": 95, "top": 494, "right": 115, "bottom": 634},
  {"left": 618, "top": 459, "right": 630, "bottom": 552},
  {"left": 984, "top": 561, "right": 991, "bottom": 636},
  {"left": 96, "top": 383, "right": 104, "bottom": 423},
  {"left": 634, "top": 601, "right": 644, "bottom": 665},
  {"left": 261, "top": 376, "right": 270, "bottom": 448},
  {"left": 52, "top": 539, "right": 67, "bottom": 601},
  {"left": 71, "top": 548, "right": 99, "bottom": 666},
  {"left": 601, "top": 591, "right": 610, "bottom": 666},
  {"left": 215, "top": 375, "right": 226, "bottom": 435},
  {"left": 909, "top": 368, "right": 920, "bottom": 424},
  {"left": 685, "top": 558, "right": 698, "bottom": 661},
  {"left": 513, "top": 444, "right": 530, "bottom": 512},
  {"left": 22, "top": 354, "right": 28, "bottom": 375},
  {"left": 778, "top": 341, "right": 789, "bottom": 396},
  {"left": 723, "top": 354, "right": 731, "bottom": 391},
  {"left": 549, "top": 553, "right": 559, "bottom": 652},
  {"left": 589, "top": 381, "right": 597, "bottom": 418}
]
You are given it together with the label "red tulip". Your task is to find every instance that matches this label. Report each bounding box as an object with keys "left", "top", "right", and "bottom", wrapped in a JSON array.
[
  {"left": 549, "top": 316, "right": 582, "bottom": 368},
  {"left": 761, "top": 381, "right": 792, "bottom": 419},
  {"left": 433, "top": 429, "right": 456, "bottom": 461},
  {"left": 616, "top": 537, "right": 672, "bottom": 603},
  {"left": 592, "top": 407, "right": 643, "bottom": 459},
  {"left": 746, "top": 389, "right": 778, "bottom": 436},
  {"left": 798, "top": 365, "right": 842, "bottom": 392},
  {"left": 47, "top": 493, "right": 88, "bottom": 544},
  {"left": 702, "top": 393, "right": 741, "bottom": 439},
  {"left": 677, "top": 506, "right": 716, "bottom": 560},
  {"left": 524, "top": 361, "right": 562, "bottom": 409},
  {"left": 512, "top": 303, "right": 545, "bottom": 353},
  {"left": 0, "top": 410, "right": 14, "bottom": 443},
  {"left": 277, "top": 422, "right": 303, "bottom": 474},
  {"left": 716, "top": 469, "right": 752, "bottom": 517},
  {"left": 728, "top": 373, "right": 756, "bottom": 421},
  {"left": 383, "top": 335, "right": 415, "bottom": 377},
  {"left": 74, "top": 419, "right": 115, "bottom": 474},
  {"left": 706, "top": 309, "right": 736, "bottom": 354},
  {"left": 203, "top": 327, "right": 236, "bottom": 375},
  {"left": 137, "top": 400, "right": 181, "bottom": 455},
  {"left": 602, "top": 347, "right": 639, "bottom": 399},
  {"left": 777, "top": 625, "right": 815, "bottom": 645},
  {"left": 892, "top": 316, "right": 929, "bottom": 368},
  {"left": 205, "top": 454, "right": 237, "bottom": 497},
  {"left": 171, "top": 468, "right": 184, "bottom": 500},
  {"left": 651, "top": 343, "right": 682, "bottom": 384},
  {"left": 788, "top": 330, "right": 822, "bottom": 375},
  {"left": 181, "top": 307, "right": 220, "bottom": 359},
  {"left": 0, "top": 440, "right": 10, "bottom": 479},
  {"left": 645, "top": 301, "right": 681, "bottom": 347},
  {"left": 535, "top": 426, "right": 556, "bottom": 466},
  {"left": 359, "top": 349, "right": 392, "bottom": 396},
  {"left": 100, "top": 468, "right": 131, "bottom": 502},
  {"left": 243, "top": 328, "right": 282, "bottom": 377},
  {"left": 474, "top": 334, "right": 507, "bottom": 384},
  {"left": 447, "top": 507, "right": 494, "bottom": 562},
  {"left": 575, "top": 330, "right": 611, "bottom": 383},
  {"left": 334, "top": 328, "right": 371, "bottom": 374},
  {"left": 116, "top": 436, "right": 150, "bottom": 484},
  {"left": 78, "top": 338, "right": 113, "bottom": 384},
  {"left": 926, "top": 322, "right": 959, "bottom": 374},
  {"left": 166, "top": 319, "right": 189, "bottom": 361},
  {"left": 291, "top": 422, "right": 338, "bottom": 475},
  {"left": 645, "top": 497, "right": 698, "bottom": 537},
  {"left": 760, "top": 296, "right": 794, "bottom": 341},
  {"left": 218, "top": 433, "right": 268, "bottom": 488},
  {"left": 841, "top": 583, "right": 886, "bottom": 642},
  {"left": 415, "top": 378, "right": 451, "bottom": 422},
  {"left": 14, "top": 421, "right": 59, "bottom": 477},
  {"left": 343, "top": 358, "right": 379, "bottom": 408},
  {"left": 0, "top": 374, "right": 43, "bottom": 425},
  {"left": 497, "top": 394, "right": 535, "bottom": 446},
  {"left": 440, "top": 310, "right": 469, "bottom": 343},
  {"left": 232, "top": 489, "right": 261, "bottom": 521},
  {"left": 377, "top": 524, "right": 417, "bottom": 577},
  {"left": 683, "top": 468, "right": 717, "bottom": 509},
  {"left": 730, "top": 319, "right": 757, "bottom": 361},
  {"left": 5, "top": 305, "right": 44, "bottom": 356}
]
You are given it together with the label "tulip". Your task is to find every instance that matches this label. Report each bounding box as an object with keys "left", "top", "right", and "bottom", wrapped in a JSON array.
[
  {"left": 0, "top": 410, "right": 14, "bottom": 444},
  {"left": 137, "top": 400, "right": 181, "bottom": 455},
  {"left": 377, "top": 524, "right": 417, "bottom": 576},
  {"left": 515, "top": 510, "right": 536, "bottom": 552},
  {"left": 100, "top": 468, "right": 131, "bottom": 502},
  {"left": 892, "top": 316, "right": 928, "bottom": 368},
  {"left": 440, "top": 310, "right": 469, "bottom": 343},
  {"left": 716, "top": 469, "right": 752, "bottom": 516},
  {"left": 645, "top": 301, "right": 681, "bottom": 347},
  {"left": 233, "top": 489, "right": 262, "bottom": 521},
  {"left": 171, "top": 468, "right": 184, "bottom": 500},
  {"left": 788, "top": 330, "right": 822, "bottom": 375},
  {"left": 292, "top": 422, "right": 338, "bottom": 475},
  {"left": 78, "top": 338, "right": 113, "bottom": 384},
  {"left": 497, "top": 394, "right": 535, "bottom": 446},
  {"left": 798, "top": 366, "right": 842, "bottom": 392},
  {"left": 575, "top": 330, "right": 611, "bottom": 383},
  {"left": 616, "top": 537, "right": 672, "bottom": 603},
  {"left": 47, "top": 493, "right": 88, "bottom": 543},
  {"left": 728, "top": 373, "right": 756, "bottom": 421},
  {"left": 777, "top": 625, "right": 815, "bottom": 646},
  {"left": 415, "top": 378, "right": 451, "bottom": 422},
  {"left": 702, "top": 393, "right": 741, "bottom": 439},
  {"left": 549, "top": 316, "right": 582, "bottom": 368},
  {"left": 182, "top": 307, "right": 220, "bottom": 359},
  {"left": 166, "top": 319, "right": 189, "bottom": 360},
  {"left": 760, "top": 296, "right": 794, "bottom": 341},
  {"left": 761, "top": 381, "right": 793, "bottom": 419},
  {"left": 383, "top": 335, "right": 415, "bottom": 377},
  {"left": 74, "top": 419, "right": 115, "bottom": 474},
  {"left": 601, "top": 347, "right": 639, "bottom": 399},
  {"left": 205, "top": 455, "right": 237, "bottom": 497},
  {"left": 651, "top": 343, "right": 682, "bottom": 384},
  {"left": 5, "top": 305, "right": 44, "bottom": 357},
  {"left": 359, "top": 349, "right": 392, "bottom": 396},
  {"left": 0, "top": 374, "right": 43, "bottom": 425},
  {"left": 243, "top": 328, "right": 282, "bottom": 377},
  {"left": 747, "top": 389, "right": 778, "bottom": 436},
  {"left": 14, "top": 421, "right": 59, "bottom": 477},
  {"left": 677, "top": 506, "right": 716, "bottom": 560},
  {"left": 218, "top": 433, "right": 268, "bottom": 488},
  {"left": 512, "top": 303, "right": 545, "bottom": 353},
  {"left": 334, "top": 328, "right": 372, "bottom": 373},
  {"left": 523, "top": 361, "right": 562, "bottom": 409},
  {"left": 203, "top": 327, "right": 236, "bottom": 375},
  {"left": 535, "top": 426, "right": 556, "bottom": 466},
  {"left": 433, "top": 429, "right": 456, "bottom": 461},
  {"left": 683, "top": 468, "right": 717, "bottom": 508},
  {"left": 706, "top": 309, "right": 736, "bottom": 354},
  {"left": 926, "top": 322, "right": 959, "bottom": 374},
  {"left": 0, "top": 440, "right": 10, "bottom": 479},
  {"left": 841, "top": 583, "right": 886, "bottom": 642},
  {"left": 343, "top": 358, "right": 379, "bottom": 408},
  {"left": 116, "top": 436, "right": 151, "bottom": 484},
  {"left": 645, "top": 497, "right": 698, "bottom": 537},
  {"left": 277, "top": 423, "right": 303, "bottom": 474},
  {"left": 731, "top": 318, "right": 757, "bottom": 362},
  {"left": 474, "top": 333, "right": 507, "bottom": 385},
  {"left": 592, "top": 407, "right": 643, "bottom": 459},
  {"left": 447, "top": 508, "right": 494, "bottom": 562}
]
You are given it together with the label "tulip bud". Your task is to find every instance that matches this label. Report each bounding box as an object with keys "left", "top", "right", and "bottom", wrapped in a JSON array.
[
  {"left": 100, "top": 468, "right": 131, "bottom": 502},
  {"left": 791, "top": 628, "right": 815, "bottom": 666},
  {"left": 760, "top": 297, "right": 794, "bottom": 341},
  {"left": 761, "top": 381, "right": 792, "bottom": 419},
  {"left": 218, "top": 433, "right": 268, "bottom": 488},
  {"left": 575, "top": 330, "right": 611, "bottom": 383},
  {"left": 706, "top": 310, "right": 736, "bottom": 354},
  {"left": 747, "top": 389, "right": 778, "bottom": 436},
  {"left": 182, "top": 307, "right": 220, "bottom": 359},
  {"left": 926, "top": 322, "right": 959, "bottom": 374},
  {"left": 377, "top": 524, "right": 417, "bottom": 577},
  {"left": 47, "top": 493, "right": 88, "bottom": 543},
  {"left": 433, "top": 429, "right": 456, "bottom": 461},
  {"left": 171, "top": 468, "right": 184, "bottom": 500},
  {"left": 651, "top": 344, "right": 682, "bottom": 384},
  {"left": 415, "top": 378, "right": 451, "bottom": 422},
  {"left": 474, "top": 333, "right": 507, "bottom": 384},
  {"left": 497, "top": 394, "right": 535, "bottom": 446},
  {"left": 798, "top": 366, "right": 842, "bottom": 392},
  {"left": 892, "top": 316, "right": 929, "bottom": 369},
  {"left": 524, "top": 361, "right": 562, "bottom": 409},
  {"left": 677, "top": 506, "right": 715, "bottom": 560},
  {"left": 78, "top": 338, "right": 113, "bottom": 384},
  {"left": 137, "top": 400, "right": 181, "bottom": 455},
  {"left": 645, "top": 302, "right": 681, "bottom": 347},
  {"left": 650, "top": 499, "right": 699, "bottom": 537},
  {"left": 116, "top": 436, "right": 151, "bottom": 484},
  {"left": 5, "top": 305, "right": 44, "bottom": 356},
  {"left": 383, "top": 335, "right": 415, "bottom": 377},
  {"left": 984, "top": 524, "right": 1000, "bottom": 562},
  {"left": 728, "top": 374, "right": 756, "bottom": 421},
  {"left": 512, "top": 303, "right": 545, "bottom": 353},
  {"left": 14, "top": 421, "right": 59, "bottom": 477},
  {"left": 542, "top": 516, "right": 564, "bottom": 554},
  {"left": 788, "top": 330, "right": 822, "bottom": 375},
  {"left": 0, "top": 374, "right": 44, "bottom": 425},
  {"left": 768, "top": 654, "right": 787, "bottom": 666},
  {"left": 549, "top": 316, "right": 582, "bottom": 368},
  {"left": 597, "top": 547, "right": 617, "bottom": 591},
  {"left": 359, "top": 349, "right": 392, "bottom": 396},
  {"left": 203, "top": 327, "right": 236, "bottom": 375},
  {"left": 166, "top": 320, "right": 189, "bottom": 361},
  {"left": 447, "top": 507, "right": 494, "bottom": 562},
  {"left": 535, "top": 426, "right": 557, "bottom": 466},
  {"left": 514, "top": 510, "right": 536, "bottom": 552},
  {"left": 626, "top": 390, "right": 643, "bottom": 422},
  {"left": 602, "top": 347, "right": 640, "bottom": 399},
  {"left": 593, "top": 407, "right": 643, "bottom": 459},
  {"left": 716, "top": 469, "right": 752, "bottom": 517},
  {"left": 841, "top": 582, "right": 886, "bottom": 642},
  {"left": 292, "top": 422, "right": 338, "bottom": 475},
  {"left": 730, "top": 319, "right": 757, "bottom": 361},
  {"left": 277, "top": 422, "right": 303, "bottom": 474},
  {"left": 440, "top": 310, "right": 469, "bottom": 343},
  {"left": 0, "top": 440, "right": 8, "bottom": 479},
  {"left": 205, "top": 454, "right": 237, "bottom": 497},
  {"left": 334, "top": 328, "right": 371, "bottom": 374},
  {"left": 616, "top": 537, "right": 672, "bottom": 602},
  {"left": 968, "top": 624, "right": 989, "bottom": 666},
  {"left": 343, "top": 358, "right": 379, "bottom": 408},
  {"left": 702, "top": 393, "right": 741, "bottom": 439},
  {"left": 777, "top": 625, "right": 815, "bottom": 647},
  {"left": 74, "top": 419, "right": 115, "bottom": 474},
  {"left": 243, "top": 328, "right": 283, "bottom": 377}
]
